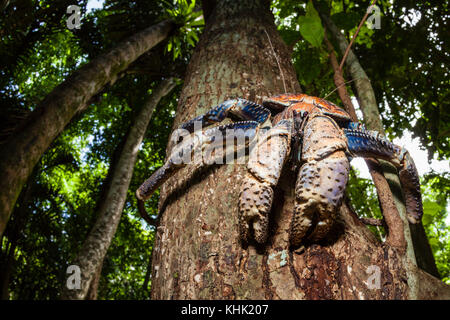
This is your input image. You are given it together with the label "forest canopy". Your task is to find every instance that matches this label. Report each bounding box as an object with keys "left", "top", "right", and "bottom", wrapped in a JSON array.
[{"left": 0, "top": 0, "right": 448, "bottom": 299}]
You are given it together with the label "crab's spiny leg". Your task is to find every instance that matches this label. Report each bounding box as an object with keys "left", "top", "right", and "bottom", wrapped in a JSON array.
[
  {"left": 136, "top": 121, "right": 260, "bottom": 202},
  {"left": 345, "top": 128, "right": 423, "bottom": 223},
  {"left": 290, "top": 115, "right": 349, "bottom": 246},
  {"left": 239, "top": 119, "right": 293, "bottom": 244},
  {"left": 180, "top": 99, "right": 271, "bottom": 133}
]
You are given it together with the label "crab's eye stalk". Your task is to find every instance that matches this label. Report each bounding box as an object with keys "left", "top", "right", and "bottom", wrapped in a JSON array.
[{"left": 262, "top": 93, "right": 305, "bottom": 112}]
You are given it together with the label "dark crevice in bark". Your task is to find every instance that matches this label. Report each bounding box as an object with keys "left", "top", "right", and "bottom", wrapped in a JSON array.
[
  {"left": 261, "top": 254, "right": 274, "bottom": 299},
  {"left": 288, "top": 251, "right": 302, "bottom": 290}
]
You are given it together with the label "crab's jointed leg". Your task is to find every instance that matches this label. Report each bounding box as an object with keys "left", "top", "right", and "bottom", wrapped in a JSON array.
[
  {"left": 136, "top": 121, "right": 260, "bottom": 202},
  {"left": 180, "top": 98, "right": 271, "bottom": 133},
  {"left": 344, "top": 128, "right": 423, "bottom": 224},
  {"left": 137, "top": 99, "right": 271, "bottom": 203},
  {"left": 239, "top": 119, "right": 293, "bottom": 244},
  {"left": 290, "top": 115, "right": 350, "bottom": 246}
]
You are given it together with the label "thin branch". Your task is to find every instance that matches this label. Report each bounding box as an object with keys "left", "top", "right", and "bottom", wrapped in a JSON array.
[{"left": 339, "top": 0, "right": 378, "bottom": 71}]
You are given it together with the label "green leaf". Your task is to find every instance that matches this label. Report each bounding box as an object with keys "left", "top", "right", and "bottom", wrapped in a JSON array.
[
  {"left": 297, "top": 1, "right": 324, "bottom": 47},
  {"left": 305, "top": 0, "right": 319, "bottom": 18},
  {"left": 422, "top": 199, "right": 444, "bottom": 225},
  {"left": 188, "top": 0, "right": 195, "bottom": 12},
  {"left": 428, "top": 237, "right": 440, "bottom": 252},
  {"left": 187, "top": 34, "right": 195, "bottom": 47},
  {"left": 298, "top": 15, "right": 324, "bottom": 47},
  {"left": 191, "top": 32, "right": 199, "bottom": 42}
]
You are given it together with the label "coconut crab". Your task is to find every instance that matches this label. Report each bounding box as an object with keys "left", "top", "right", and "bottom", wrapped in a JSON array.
[{"left": 136, "top": 94, "right": 423, "bottom": 247}]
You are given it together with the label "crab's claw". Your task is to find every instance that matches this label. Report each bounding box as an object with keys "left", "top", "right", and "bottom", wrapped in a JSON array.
[
  {"left": 238, "top": 119, "right": 293, "bottom": 244},
  {"left": 289, "top": 114, "right": 350, "bottom": 246}
]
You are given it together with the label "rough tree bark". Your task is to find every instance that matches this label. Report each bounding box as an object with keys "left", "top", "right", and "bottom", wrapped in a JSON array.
[
  {"left": 85, "top": 262, "right": 103, "bottom": 300},
  {"left": 150, "top": 0, "right": 450, "bottom": 299},
  {"left": 61, "top": 78, "right": 176, "bottom": 300},
  {"left": 0, "top": 20, "right": 175, "bottom": 237},
  {"left": 322, "top": 15, "right": 440, "bottom": 278}
]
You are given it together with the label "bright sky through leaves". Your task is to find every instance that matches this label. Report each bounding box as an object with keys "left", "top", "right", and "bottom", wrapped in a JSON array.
[{"left": 87, "top": 0, "right": 104, "bottom": 13}]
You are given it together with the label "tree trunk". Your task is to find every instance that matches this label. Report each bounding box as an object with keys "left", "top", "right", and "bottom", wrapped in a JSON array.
[
  {"left": 0, "top": 20, "right": 175, "bottom": 237},
  {"left": 60, "top": 78, "right": 176, "bottom": 299},
  {"left": 85, "top": 262, "right": 103, "bottom": 300},
  {"left": 322, "top": 14, "right": 440, "bottom": 279},
  {"left": 150, "top": 0, "right": 450, "bottom": 299},
  {"left": 0, "top": 241, "right": 15, "bottom": 300},
  {"left": 0, "top": 177, "right": 34, "bottom": 300}
]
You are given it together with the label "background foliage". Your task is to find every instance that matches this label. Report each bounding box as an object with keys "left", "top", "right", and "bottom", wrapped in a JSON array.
[{"left": 0, "top": 0, "right": 448, "bottom": 299}]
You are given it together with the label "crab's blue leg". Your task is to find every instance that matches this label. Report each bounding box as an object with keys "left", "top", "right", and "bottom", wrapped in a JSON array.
[
  {"left": 136, "top": 121, "right": 260, "bottom": 202},
  {"left": 180, "top": 98, "right": 271, "bottom": 133},
  {"left": 239, "top": 119, "right": 293, "bottom": 244},
  {"left": 345, "top": 128, "right": 423, "bottom": 224}
]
